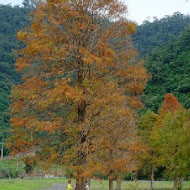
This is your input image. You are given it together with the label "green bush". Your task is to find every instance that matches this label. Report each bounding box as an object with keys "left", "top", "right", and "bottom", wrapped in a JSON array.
[{"left": 1, "top": 168, "right": 20, "bottom": 179}]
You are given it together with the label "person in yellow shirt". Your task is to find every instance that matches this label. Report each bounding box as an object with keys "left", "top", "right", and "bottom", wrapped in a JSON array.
[{"left": 67, "top": 179, "right": 73, "bottom": 190}]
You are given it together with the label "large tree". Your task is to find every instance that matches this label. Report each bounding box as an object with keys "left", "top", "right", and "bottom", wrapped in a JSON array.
[{"left": 8, "top": 0, "right": 148, "bottom": 189}]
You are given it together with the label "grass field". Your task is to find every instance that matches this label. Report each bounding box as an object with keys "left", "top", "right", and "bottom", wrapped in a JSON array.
[
  {"left": 1, "top": 159, "right": 188, "bottom": 190},
  {"left": 0, "top": 179, "right": 190, "bottom": 190},
  {"left": 0, "top": 178, "right": 66, "bottom": 190},
  {"left": 89, "top": 180, "right": 190, "bottom": 190}
]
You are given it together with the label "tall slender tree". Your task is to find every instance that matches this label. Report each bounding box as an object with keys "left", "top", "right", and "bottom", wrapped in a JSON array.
[{"left": 138, "top": 110, "right": 158, "bottom": 190}]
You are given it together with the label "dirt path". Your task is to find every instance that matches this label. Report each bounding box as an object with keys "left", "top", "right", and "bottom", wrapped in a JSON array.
[{"left": 41, "top": 183, "right": 67, "bottom": 190}]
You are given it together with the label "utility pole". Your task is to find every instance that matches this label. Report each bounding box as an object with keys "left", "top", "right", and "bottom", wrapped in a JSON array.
[
  {"left": 16, "top": 154, "right": 19, "bottom": 172},
  {"left": 0, "top": 139, "right": 4, "bottom": 160}
]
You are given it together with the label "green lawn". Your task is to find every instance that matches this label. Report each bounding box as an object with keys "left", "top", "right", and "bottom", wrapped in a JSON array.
[
  {"left": 0, "top": 179, "right": 190, "bottom": 190},
  {"left": 90, "top": 180, "right": 190, "bottom": 190},
  {"left": 0, "top": 178, "right": 66, "bottom": 190}
]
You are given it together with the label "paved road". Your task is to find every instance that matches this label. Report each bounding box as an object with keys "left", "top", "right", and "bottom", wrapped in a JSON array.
[{"left": 41, "top": 183, "right": 67, "bottom": 190}]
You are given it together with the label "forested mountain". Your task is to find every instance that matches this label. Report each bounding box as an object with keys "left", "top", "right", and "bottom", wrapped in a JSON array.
[
  {"left": 134, "top": 12, "right": 190, "bottom": 55},
  {"left": 143, "top": 29, "right": 190, "bottom": 112},
  {"left": 0, "top": 5, "right": 30, "bottom": 143},
  {"left": 0, "top": 4, "right": 190, "bottom": 144}
]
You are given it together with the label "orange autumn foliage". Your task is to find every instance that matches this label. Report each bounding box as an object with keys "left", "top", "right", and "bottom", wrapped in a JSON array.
[
  {"left": 9, "top": 0, "right": 149, "bottom": 189},
  {"left": 159, "top": 93, "right": 183, "bottom": 117},
  {"left": 152, "top": 93, "right": 184, "bottom": 133}
]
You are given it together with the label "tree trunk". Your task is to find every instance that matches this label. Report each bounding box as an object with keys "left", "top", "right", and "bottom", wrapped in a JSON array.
[
  {"left": 115, "top": 175, "right": 121, "bottom": 190},
  {"left": 174, "top": 176, "right": 178, "bottom": 190},
  {"left": 179, "top": 179, "right": 184, "bottom": 190},
  {"left": 109, "top": 178, "right": 114, "bottom": 190},
  {"left": 174, "top": 177, "right": 183, "bottom": 190},
  {"left": 76, "top": 69, "right": 87, "bottom": 190},
  {"left": 150, "top": 167, "right": 154, "bottom": 190},
  {"left": 87, "top": 178, "right": 91, "bottom": 190},
  {"left": 76, "top": 177, "right": 86, "bottom": 190}
]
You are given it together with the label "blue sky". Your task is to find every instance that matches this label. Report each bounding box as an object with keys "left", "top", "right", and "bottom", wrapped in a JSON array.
[{"left": 1, "top": 0, "right": 190, "bottom": 24}]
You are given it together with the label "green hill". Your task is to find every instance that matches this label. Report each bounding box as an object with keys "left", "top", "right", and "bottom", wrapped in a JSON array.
[
  {"left": 143, "top": 29, "right": 190, "bottom": 112},
  {"left": 0, "top": 4, "right": 30, "bottom": 148},
  {"left": 134, "top": 12, "right": 190, "bottom": 56}
]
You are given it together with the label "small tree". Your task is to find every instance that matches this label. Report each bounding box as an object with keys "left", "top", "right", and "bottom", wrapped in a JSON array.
[
  {"left": 152, "top": 94, "right": 189, "bottom": 190},
  {"left": 138, "top": 110, "right": 158, "bottom": 190}
]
